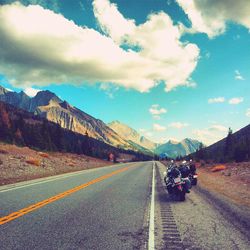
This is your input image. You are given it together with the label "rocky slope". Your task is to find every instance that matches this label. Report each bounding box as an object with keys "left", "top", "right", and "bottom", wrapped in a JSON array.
[
  {"left": 155, "top": 138, "right": 201, "bottom": 158},
  {"left": 108, "top": 120, "right": 157, "bottom": 151},
  {"left": 0, "top": 142, "right": 110, "bottom": 186},
  {"left": 0, "top": 86, "right": 131, "bottom": 149}
]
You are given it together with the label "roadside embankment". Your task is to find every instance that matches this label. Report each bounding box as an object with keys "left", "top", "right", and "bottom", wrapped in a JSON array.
[
  {"left": 196, "top": 162, "right": 250, "bottom": 236},
  {"left": 0, "top": 142, "right": 112, "bottom": 186},
  {"left": 160, "top": 160, "right": 250, "bottom": 236}
]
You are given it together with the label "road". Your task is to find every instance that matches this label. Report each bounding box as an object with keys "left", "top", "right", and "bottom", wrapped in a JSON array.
[{"left": 0, "top": 161, "right": 249, "bottom": 250}]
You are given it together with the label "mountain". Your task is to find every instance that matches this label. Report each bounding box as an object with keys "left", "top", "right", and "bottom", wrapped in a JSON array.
[
  {"left": 0, "top": 86, "right": 132, "bottom": 149},
  {"left": 192, "top": 124, "right": 250, "bottom": 162},
  {"left": 0, "top": 86, "right": 31, "bottom": 111},
  {"left": 108, "top": 121, "right": 157, "bottom": 151},
  {"left": 0, "top": 101, "right": 151, "bottom": 161},
  {"left": 155, "top": 138, "right": 201, "bottom": 158}
]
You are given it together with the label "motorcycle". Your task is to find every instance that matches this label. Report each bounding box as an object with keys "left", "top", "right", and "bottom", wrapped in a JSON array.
[
  {"left": 164, "top": 167, "right": 188, "bottom": 201},
  {"left": 189, "top": 164, "right": 198, "bottom": 186},
  {"left": 189, "top": 173, "right": 198, "bottom": 186}
]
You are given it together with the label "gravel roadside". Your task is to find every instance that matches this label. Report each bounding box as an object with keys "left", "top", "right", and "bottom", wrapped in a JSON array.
[
  {"left": 156, "top": 161, "right": 250, "bottom": 250},
  {"left": 0, "top": 143, "right": 111, "bottom": 186}
]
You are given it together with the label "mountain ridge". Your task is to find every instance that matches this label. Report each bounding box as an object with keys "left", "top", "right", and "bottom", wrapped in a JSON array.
[
  {"left": 108, "top": 120, "right": 157, "bottom": 151},
  {"left": 0, "top": 86, "right": 133, "bottom": 150},
  {"left": 0, "top": 101, "right": 151, "bottom": 161},
  {"left": 0, "top": 85, "right": 202, "bottom": 157},
  {"left": 155, "top": 138, "right": 201, "bottom": 158},
  {"left": 191, "top": 124, "right": 250, "bottom": 162}
]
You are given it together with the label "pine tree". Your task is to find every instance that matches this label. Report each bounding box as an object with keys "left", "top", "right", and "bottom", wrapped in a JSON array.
[
  {"left": 83, "top": 130, "right": 92, "bottom": 156},
  {"left": 224, "top": 127, "right": 233, "bottom": 161}
]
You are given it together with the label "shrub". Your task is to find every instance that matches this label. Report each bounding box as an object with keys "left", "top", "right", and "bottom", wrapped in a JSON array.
[
  {"left": 26, "top": 158, "right": 40, "bottom": 166},
  {"left": 211, "top": 165, "right": 226, "bottom": 172},
  {"left": 38, "top": 152, "right": 49, "bottom": 158}
]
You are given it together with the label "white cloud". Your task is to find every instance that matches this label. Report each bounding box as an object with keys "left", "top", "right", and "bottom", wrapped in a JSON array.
[
  {"left": 153, "top": 123, "right": 166, "bottom": 132},
  {"left": 24, "top": 87, "right": 41, "bottom": 97},
  {"left": 208, "top": 97, "right": 225, "bottom": 104},
  {"left": 145, "top": 132, "right": 153, "bottom": 138},
  {"left": 246, "top": 108, "right": 250, "bottom": 117},
  {"left": 193, "top": 125, "right": 228, "bottom": 145},
  {"left": 176, "top": 0, "right": 250, "bottom": 38},
  {"left": 93, "top": 0, "right": 135, "bottom": 44},
  {"left": 93, "top": 0, "right": 200, "bottom": 92},
  {"left": 235, "top": 70, "right": 245, "bottom": 81},
  {"left": 149, "top": 104, "right": 167, "bottom": 116},
  {"left": 0, "top": 1, "right": 200, "bottom": 93},
  {"left": 99, "top": 83, "right": 118, "bottom": 98},
  {"left": 169, "top": 122, "right": 189, "bottom": 129},
  {"left": 6, "top": 88, "right": 14, "bottom": 92},
  {"left": 229, "top": 97, "right": 244, "bottom": 105},
  {"left": 209, "top": 124, "right": 228, "bottom": 132}
]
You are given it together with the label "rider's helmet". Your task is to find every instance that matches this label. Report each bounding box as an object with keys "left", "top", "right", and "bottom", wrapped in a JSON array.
[
  {"left": 171, "top": 160, "right": 174, "bottom": 163},
  {"left": 190, "top": 159, "right": 193, "bottom": 162},
  {"left": 182, "top": 160, "right": 187, "bottom": 165}
]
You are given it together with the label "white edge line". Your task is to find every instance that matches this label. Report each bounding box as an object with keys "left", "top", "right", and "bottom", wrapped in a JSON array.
[{"left": 148, "top": 161, "right": 155, "bottom": 250}]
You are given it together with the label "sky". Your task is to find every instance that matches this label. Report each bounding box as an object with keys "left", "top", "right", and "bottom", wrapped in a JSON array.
[{"left": 0, "top": 0, "right": 249, "bottom": 145}]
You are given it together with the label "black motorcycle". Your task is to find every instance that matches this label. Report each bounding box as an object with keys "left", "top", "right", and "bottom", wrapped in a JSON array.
[
  {"left": 164, "top": 166, "right": 189, "bottom": 201},
  {"left": 189, "top": 164, "right": 198, "bottom": 186}
]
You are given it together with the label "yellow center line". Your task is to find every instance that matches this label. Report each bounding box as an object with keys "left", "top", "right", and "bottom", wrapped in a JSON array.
[{"left": 0, "top": 166, "right": 130, "bottom": 225}]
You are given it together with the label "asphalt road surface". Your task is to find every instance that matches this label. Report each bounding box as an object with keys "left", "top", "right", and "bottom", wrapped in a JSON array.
[{"left": 0, "top": 161, "right": 249, "bottom": 250}]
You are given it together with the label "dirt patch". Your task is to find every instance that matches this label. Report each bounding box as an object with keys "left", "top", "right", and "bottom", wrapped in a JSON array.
[
  {"left": 160, "top": 160, "right": 250, "bottom": 208},
  {"left": 0, "top": 142, "right": 112, "bottom": 186},
  {"left": 197, "top": 162, "right": 250, "bottom": 207},
  {"left": 210, "top": 164, "right": 226, "bottom": 172}
]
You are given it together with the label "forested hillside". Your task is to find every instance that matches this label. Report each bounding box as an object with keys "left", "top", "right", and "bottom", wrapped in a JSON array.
[
  {"left": 192, "top": 126, "right": 250, "bottom": 163},
  {"left": 0, "top": 102, "right": 151, "bottom": 161}
]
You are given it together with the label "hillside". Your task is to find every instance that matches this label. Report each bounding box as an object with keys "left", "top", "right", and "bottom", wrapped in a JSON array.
[
  {"left": 0, "top": 142, "right": 110, "bottom": 186},
  {"left": 0, "top": 86, "right": 132, "bottom": 150},
  {"left": 155, "top": 138, "right": 201, "bottom": 158},
  {"left": 108, "top": 120, "right": 157, "bottom": 151},
  {"left": 193, "top": 124, "right": 250, "bottom": 162},
  {"left": 0, "top": 101, "right": 151, "bottom": 161}
]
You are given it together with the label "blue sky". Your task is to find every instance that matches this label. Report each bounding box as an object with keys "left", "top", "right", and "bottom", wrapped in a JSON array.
[{"left": 0, "top": 0, "right": 249, "bottom": 145}]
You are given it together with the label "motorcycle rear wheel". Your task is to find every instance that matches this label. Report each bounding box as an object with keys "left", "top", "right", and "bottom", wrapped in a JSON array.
[
  {"left": 179, "top": 191, "right": 186, "bottom": 201},
  {"left": 192, "top": 179, "right": 197, "bottom": 186}
]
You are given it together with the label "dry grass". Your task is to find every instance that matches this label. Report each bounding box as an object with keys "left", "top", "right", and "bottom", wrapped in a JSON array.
[
  {"left": 211, "top": 165, "right": 226, "bottom": 172},
  {"left": 26, "top": 158, "right": 41, "bottom": 166},
  {"left": 68, "top": 162, "right": 76, "bottom": 167},
  {"left": 38, "top": 152, "right": 49, "bottom": 158}
]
